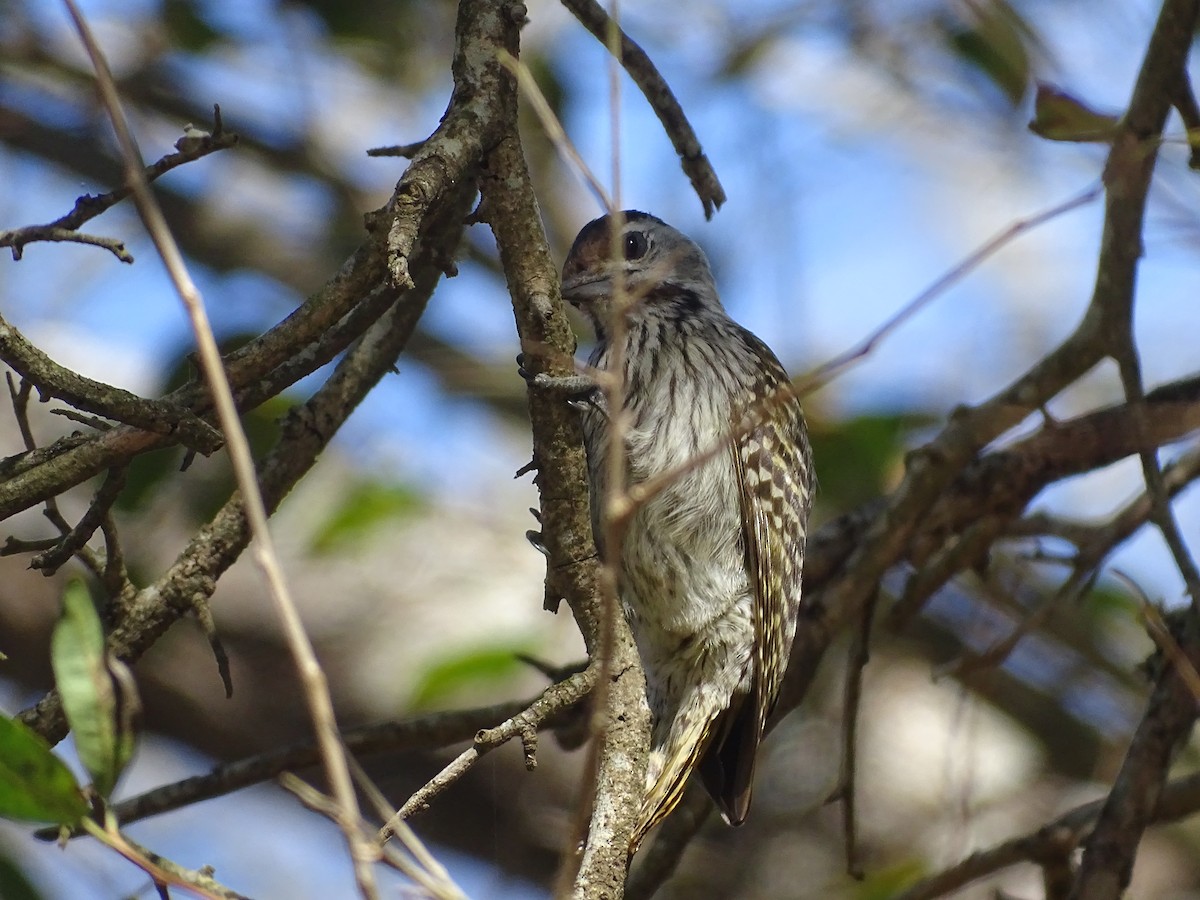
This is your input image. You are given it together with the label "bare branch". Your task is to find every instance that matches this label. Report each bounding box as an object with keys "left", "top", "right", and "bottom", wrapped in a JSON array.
[
  {"left": 0, "top": 104, "right": 236, "bottom": 261},
  {"left": 0, "top": 311, "right": 222, "bottom": 452},
  {"left": 376, "top": 669, "right": 594, "bottom": 842},
  {"left": 829, "top": 589, "right": 877, "bottom": 880},
  {"left": 895, "top": 771, "right": 1200, "bottom": 900},
  {"left": 0, "top": 226, "right": 131, "bottom": 262},
  {"left": 560, "top": 0, "right": 726, "bottom": 218},
  {"left": 61, "top": 4, "right": 380, "bottom": 892},
  {"left": 1064, "top": 0, "right": 1200, "bottom": 893},
  {"left": 29, "top": 465, "right": 127, "bottom": 575},
  {"left": 792, "top": 185, "right": 1102, "bottom": 400}
]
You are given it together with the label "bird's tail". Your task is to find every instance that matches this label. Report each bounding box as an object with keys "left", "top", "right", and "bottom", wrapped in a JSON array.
[{"left": 629, "top": 695, "right": 720, "bottom": 852}]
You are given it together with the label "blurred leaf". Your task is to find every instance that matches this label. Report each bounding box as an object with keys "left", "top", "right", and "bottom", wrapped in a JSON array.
[
  {"left": 50, "top": 581, "right": 138, "bottom": 799},
  {"left": 854, "top": 859, "right": 927, "bottom": 900},
  {"left": 0, "top": 851, "right": 45, "bottom": 900},
  {"left": 525, "top": 53, "right": 566, "bottom": 120},
  {"left": 941, "top": 0, "right": 1033, "bottom": 106},
  {"left": 116, "top": 446, "right": 181, "bottom": 513},
  {"left": 411, "top": 645, "right": 533, "bottom": 709},
  {"left": 0, "top": 715, "right": 87, "bottom": 825},
  {"left": 1086, "top": 582, "right": 1142, "bottom": 622},
  {"left": 309, "top": 479, "right": 425, "bottom": 555},
  {"left": 163, "top": 0, "right": 221, "bottom": 52},
  {"left": 1029, "top": 82, "right": 1119, "bottom": 142},
  {"left": 186, "top": 395, "right": 293, "bottom": 525},
  {"left": 808, "top": 413, "right": 930, "bottom": 508},
  {"left": 121, "top": 332, "right": 286, "bottom": 517},
  {"left": 721, "top": 32, "right": 775, "bottom": 78}
]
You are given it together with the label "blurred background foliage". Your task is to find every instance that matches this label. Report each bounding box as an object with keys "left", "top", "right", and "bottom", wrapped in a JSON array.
[{"left": 1, "top": 0, "right": 1199, "bottom": 897}]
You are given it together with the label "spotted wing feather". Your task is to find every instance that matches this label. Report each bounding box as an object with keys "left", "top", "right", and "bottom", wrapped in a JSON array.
[{"left": 704, "top": 336, "right": 813, "bottom": 823}]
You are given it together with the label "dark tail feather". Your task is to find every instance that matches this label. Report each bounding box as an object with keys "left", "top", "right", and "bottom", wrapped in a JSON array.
[{"left": 698, "top": 690, "right": 759, "bottom": 825}]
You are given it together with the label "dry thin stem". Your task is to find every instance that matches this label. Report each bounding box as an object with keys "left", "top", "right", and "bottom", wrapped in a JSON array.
[
  {"left": 829, "top": 589, "right": 877, "bottom": 880},
  {"left": 935, "top": 567, "right": 1097, "bottom": 681},
  {"left": 790, "top": 183, "right": 1102, "bottom": 399},
  {"left": 377, "top": 668, "right": 595, "bottom": 847},
  {"left": 52, "top": 699, "right": 532, "bottom": 835},
  {"left": 79, "top": 814, "right": 249, "bottom": 900},
  {"left": 30, "top": 465, "right": 127, "bottom": 575},
  {"left": 348, "top": 758, "right": 466, "bottom": 900},
  {"left": 61, "top": 3, "right": 377, "bottom": 896},
  {"left": 499, "top": 51, "right": 612, "bottom": 211},
  {"left": 560, "top": 0, "right": 726, "bottom": 218},
  {"left": 895, "top": 771, "right": 1200, "bottom": 900},
  {"left": 0, "top": 103, "right": 236, "bottom": 262}
]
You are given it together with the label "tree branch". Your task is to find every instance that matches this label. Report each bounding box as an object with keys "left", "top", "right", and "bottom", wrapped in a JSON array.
[
  {"left": 0, "top": 310, "right": 222, "bottom": 452},
  {"left": 0, "top": 104, "right": 237, "bottom": 261},
  {"left": 896, "top": 770, "right": 1200, "bottom": 900},
  {"left": 481, "top": 100, "right": 650, "bottom": 900},
  {"left": 780, "top": 372, "right": 1200, "bottom": 726},
  {"left": 559, "top": 0, "right": 726, "bottom": 219},
  {"left": 17, "top": 180, "right": 475, "bottom": 745}
]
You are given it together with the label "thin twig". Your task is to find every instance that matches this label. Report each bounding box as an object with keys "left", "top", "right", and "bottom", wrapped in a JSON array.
[
  {"left": 0, "top": 310, "right": 223, "bottom": 452},
  {"left": 828, "top": 589, "right": 877, "bottom": 880},
  {"left": 0, "top": 226, "right": 131, "bottom": 262},
  {"left": 895, "top": 770, "right": 1200, "bottom": 900},
  {"left": 790, "top": 183, "right": 1102, "bottom": 400},
  {"left": 60, "top": 3, "right": 377, "bottom": 896},
  {"left": 38, "top": 670, "right": 538, "bottom": 844},
  {"left": 560, "top": 0, "right": 726, "bottom": 218},
  {"left": 347, "top": 757, "right": 467, "bottom": 900},
  {"left": 366, "top": 141, "right": 427, "bottom": 159},
  {"left": 79, "top": 814, "right": 250, "bottom": 900},
  {"left": 31, "top": 466, "right": 127, "bottom": 575},
  {"left": 498, "top": 51, "right": 612, "bottom": 211},
  {"left": 936, "top": 566, "right": 1099, "bottom": 681},
  {"left": 376, "top": 668, "right": 595, "bottom": 845},
  {"left": 0, "top": 104, "right": 236, "bottom": 261}
]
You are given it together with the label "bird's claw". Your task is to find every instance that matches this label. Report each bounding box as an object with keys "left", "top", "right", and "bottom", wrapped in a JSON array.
[{"left": 526, "top": 529, "right": 549, "bottom": 557}]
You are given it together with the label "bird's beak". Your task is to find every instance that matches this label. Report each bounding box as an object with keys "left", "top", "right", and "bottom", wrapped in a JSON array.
[{"left": 560, "top": 273, "right": 610, "bottom": 307}]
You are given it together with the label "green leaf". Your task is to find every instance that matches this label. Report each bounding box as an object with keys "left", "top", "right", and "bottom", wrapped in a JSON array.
[
  {"left": 853, "top": 858, "right": 928, "bottom": 900},
  {"left": 1029, "top": 82, "right": 1120, "bottom": 143},
  {"left": 0, "top": 849, "right": 46, "bottom": 900},
  {"left": 0, "top": 715, "right": 87, "bottom": 825},
  {"left": 162, "top": 0, "right": 222, "bottom": 52},
  {"left": 50, "top": 581, "right": 138, "bottom": 798},
  {"left": 309, "top": 480, "right": 424, "bottom": 555},
  {"left": 942, "top": 0, "right": 1033, "bottom": 106},
  {"left": 808, "top": 413, "right": 932, "bottom": 508},
  {"left": 411, "top": 646, "right": 532, "bottom": 710}
]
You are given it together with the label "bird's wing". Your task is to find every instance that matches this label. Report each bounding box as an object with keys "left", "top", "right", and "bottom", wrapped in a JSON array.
[
  {"left": 707, "top": 354, "right": 812, "bottom": 824},
  {"left": 632, "top": 712, "right": 719, "bottom": 852}
]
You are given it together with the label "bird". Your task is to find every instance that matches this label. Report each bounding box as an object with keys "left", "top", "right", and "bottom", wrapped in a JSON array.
[{"left": 529, "top": 210, "right": 815, "bottom": 849}]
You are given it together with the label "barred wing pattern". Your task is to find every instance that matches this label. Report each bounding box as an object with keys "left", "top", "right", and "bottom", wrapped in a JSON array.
[{"left": 725, "top": 337, "right": 814, "bottom": 820}]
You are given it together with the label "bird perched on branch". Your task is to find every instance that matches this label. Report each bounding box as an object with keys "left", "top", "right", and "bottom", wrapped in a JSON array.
[{"left": 526, "top": 210, "right": 815, "bottom": 849}]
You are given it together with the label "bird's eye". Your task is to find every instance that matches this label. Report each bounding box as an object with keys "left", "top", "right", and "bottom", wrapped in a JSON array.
[{"left": 623, "top": 231, "right": 649, "bottom": 261}]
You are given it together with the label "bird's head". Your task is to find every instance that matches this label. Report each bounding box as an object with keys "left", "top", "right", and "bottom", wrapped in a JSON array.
[{"left": 561, "top": 211, "right": 719, "bottom": 336}]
